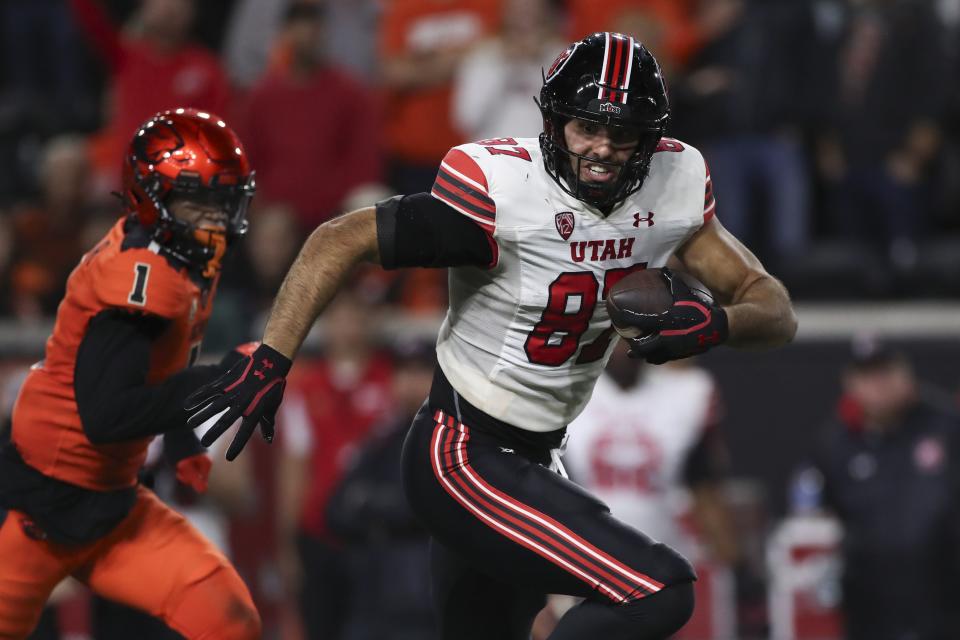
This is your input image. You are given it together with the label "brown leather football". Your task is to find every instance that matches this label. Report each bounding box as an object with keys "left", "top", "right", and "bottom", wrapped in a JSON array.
[
  {"left": 606, "top": 268, "right": 714, "bottom": 338},
  {"left": 606, "top": 269, "right": 672, "bottom": 338}
]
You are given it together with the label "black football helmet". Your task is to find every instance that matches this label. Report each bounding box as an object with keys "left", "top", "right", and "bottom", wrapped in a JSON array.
[{"left": 538, "top": 32, "right": 670, "bottom": 210}]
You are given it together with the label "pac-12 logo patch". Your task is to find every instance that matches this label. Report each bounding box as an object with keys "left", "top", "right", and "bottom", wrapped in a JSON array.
[{"left": 555, "top": 212, "right": 575, "bottom": 240}]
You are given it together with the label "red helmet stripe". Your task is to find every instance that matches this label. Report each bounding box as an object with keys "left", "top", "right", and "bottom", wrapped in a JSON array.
[
  {"left": 620, "top": 36, "right": 636, "bottom": 103},
  {"left": 598, "top": 33, "right": 635, "bottom": 103},
  {"left": 609, "top": 35, "right": 625, "bottom": 102}
]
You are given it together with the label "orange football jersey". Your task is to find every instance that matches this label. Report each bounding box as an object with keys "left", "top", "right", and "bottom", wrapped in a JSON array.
[{"left": 11, "top": 218, "right": 218, "bottom": 491}]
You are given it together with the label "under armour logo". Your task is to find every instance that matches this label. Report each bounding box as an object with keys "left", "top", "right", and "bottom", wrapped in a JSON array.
[
  {"left": 633, "top": 211, "right": 655, "bottom": 228},
  {"left": 252, "top": 359, "right": 273, "bottom": 380},
  {"left": 499, "top": 447, "right": 515, "bottom": 454}
]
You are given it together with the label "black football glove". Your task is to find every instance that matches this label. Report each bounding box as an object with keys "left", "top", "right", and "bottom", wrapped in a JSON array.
[
  {"left": 620, "top": 267, "right": 728, "bottom": 364},
  {"left": 219, "top": 341, "right": 261, "bottom": 370},
  {"left": 184, "top": 343, "right": 291, "bottom": 460}
]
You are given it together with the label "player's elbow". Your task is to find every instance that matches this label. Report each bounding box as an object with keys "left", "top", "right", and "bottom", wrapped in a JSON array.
[
  {"left": 782, "top": 305, "right": 799, "bottom": 344},
  {"left": 78, "top": 405, "right": 119, "bottom": 445},
  {"left": 81, "top": 419, "right": 124, "bottom": 445},
  {"left": 81, "top": 422, "right": 104, "bottom": 444},
  {"left": 747, "top": 273, "right": 798, "bottom": 346},
  {"left": 311, "top": 207, "right": 380, "bottom": 264},
  {"left": 769, "top": 276, "right": 799, "bottom": 345},
  {"left": 79, "top": 402, "right": 148, "bottom": 444}
]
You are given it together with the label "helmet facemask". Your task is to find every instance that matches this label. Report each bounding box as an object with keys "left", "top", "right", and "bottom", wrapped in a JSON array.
[
  {"left": 130, "top": 164, "right": 255, "bottom": 280},
  {"left": 539, "top": 108, "right": 662, "bottom": 211}
]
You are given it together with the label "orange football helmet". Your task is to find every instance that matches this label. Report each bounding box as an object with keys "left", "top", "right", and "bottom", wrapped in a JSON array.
[{"left": 123, "top": 108, "right": 255, "bottom": 278}]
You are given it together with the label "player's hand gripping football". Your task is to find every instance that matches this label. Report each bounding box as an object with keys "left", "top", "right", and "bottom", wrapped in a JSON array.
[
  {"left": 617, "top": 267, "right": 728, "bottom": 365},
  {"left": 184, "top": 343, "right": 292, "bottom": 460}
]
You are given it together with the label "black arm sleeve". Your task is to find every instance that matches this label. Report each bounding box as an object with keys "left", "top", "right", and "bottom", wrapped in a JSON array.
[
  {"left": 376, "top": 192, "right": 493, "bottom": 269},
  {"left": 75, "top": 310, "right": 220, "bottom": 444},
  {"left": 162, "top": 429, "right": 204, "bottom": 465}
]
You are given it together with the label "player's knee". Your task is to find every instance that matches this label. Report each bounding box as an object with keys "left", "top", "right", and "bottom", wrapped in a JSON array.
[
  {"left": 653, "top": 581, "right": 695, "bottom": 635},
  {"left": 617, "top": 581, "right": 695, "bottom": 639},
  {"left": 172, "top": 579, "right": 262, "bottom": 640}
]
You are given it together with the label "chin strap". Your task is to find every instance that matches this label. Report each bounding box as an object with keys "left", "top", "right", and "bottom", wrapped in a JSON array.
[{"left": 193, "top": 226, "right": 228, "bottom": 279}]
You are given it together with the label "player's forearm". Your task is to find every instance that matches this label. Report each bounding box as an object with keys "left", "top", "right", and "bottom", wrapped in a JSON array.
[
  {"left": 723, "top": 273, "right": 797, "bottom": 348},
  {"left": 262, "top": 208, "right": 380, "bottom": 359},
  {"left": 82, "top": 365, "right": 221, "bottom": 444},
  {"left": 76, "top": 310, "right": 223, "bottom": 444}
]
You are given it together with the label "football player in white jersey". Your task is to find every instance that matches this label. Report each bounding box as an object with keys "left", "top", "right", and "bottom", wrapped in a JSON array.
[
  {"left": 186, "top": 32, "right": 797, "bottom": 640},
  {"left": 564, "top": 343, "right": 737, "bottom": 565},
  {"left": 557, "top": 342, "right": 741, "bottom": 637}
]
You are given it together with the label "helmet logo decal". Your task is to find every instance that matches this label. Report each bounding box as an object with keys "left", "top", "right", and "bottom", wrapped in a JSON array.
[
  {"left": 598, "top": 103, "right": 622, "bottom": 114},
  {"left": 546, "top": 43, "right": 578, "bottom": 82},
  {"left": 555, "top": 212, "right": 575, "bottom": 240},
  {"left": 598, "top": 32, "right": 635, "bottom": 104}
]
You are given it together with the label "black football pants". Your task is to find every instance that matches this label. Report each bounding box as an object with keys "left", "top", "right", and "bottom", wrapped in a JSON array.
[{"left": 400, "top": 371, "right": 696, "bottom": 640}]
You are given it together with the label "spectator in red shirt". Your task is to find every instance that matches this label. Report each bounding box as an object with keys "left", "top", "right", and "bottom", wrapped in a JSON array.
[
  {"left": 69, "top": 0, "right": 231, "bottom": 190},
  {"left": 236, "top": 2, "right": 384, "bottom": 232}
]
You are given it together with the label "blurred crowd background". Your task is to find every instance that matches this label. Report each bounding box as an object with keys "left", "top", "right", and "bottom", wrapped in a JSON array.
[{"left": 2, "top": 0, "right": 960, "bottom": 639}]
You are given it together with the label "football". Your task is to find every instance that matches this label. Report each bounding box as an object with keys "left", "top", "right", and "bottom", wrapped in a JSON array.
[{"left": 606, "top": 268, "right": 713, "bottom": 338}]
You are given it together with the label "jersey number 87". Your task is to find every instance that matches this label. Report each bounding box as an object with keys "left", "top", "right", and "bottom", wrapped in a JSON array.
[{"left": 524, "top": 264, "right": 646, "bottom": 366}]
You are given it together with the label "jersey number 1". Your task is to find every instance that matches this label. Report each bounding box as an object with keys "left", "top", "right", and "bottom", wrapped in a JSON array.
[
  {"left": 523, "top": 265, "right": 646, "bottom": 366},
  {"left": 128, "top": 263, "right": 150, "bottom": 306}
]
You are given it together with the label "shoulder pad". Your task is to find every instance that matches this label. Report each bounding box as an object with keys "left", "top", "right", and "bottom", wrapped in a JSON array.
[
  {"left": 432, "top": 145, "right": 496, "bottom": 230},
  {"left": 92, "top": 248, "right": 192, "bottom": 320}
]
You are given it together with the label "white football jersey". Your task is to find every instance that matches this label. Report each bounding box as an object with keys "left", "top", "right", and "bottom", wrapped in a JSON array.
[
  {"left": 431, "top": 136, "right": 715, "bottom": 431},
  {"left": 563, "top": 366, "right": 718, "bottom": 552}
]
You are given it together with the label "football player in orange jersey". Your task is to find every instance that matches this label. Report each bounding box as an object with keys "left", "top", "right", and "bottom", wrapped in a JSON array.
[{"left": 0, "top": 108, "right": 261, "bottom": 639}]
